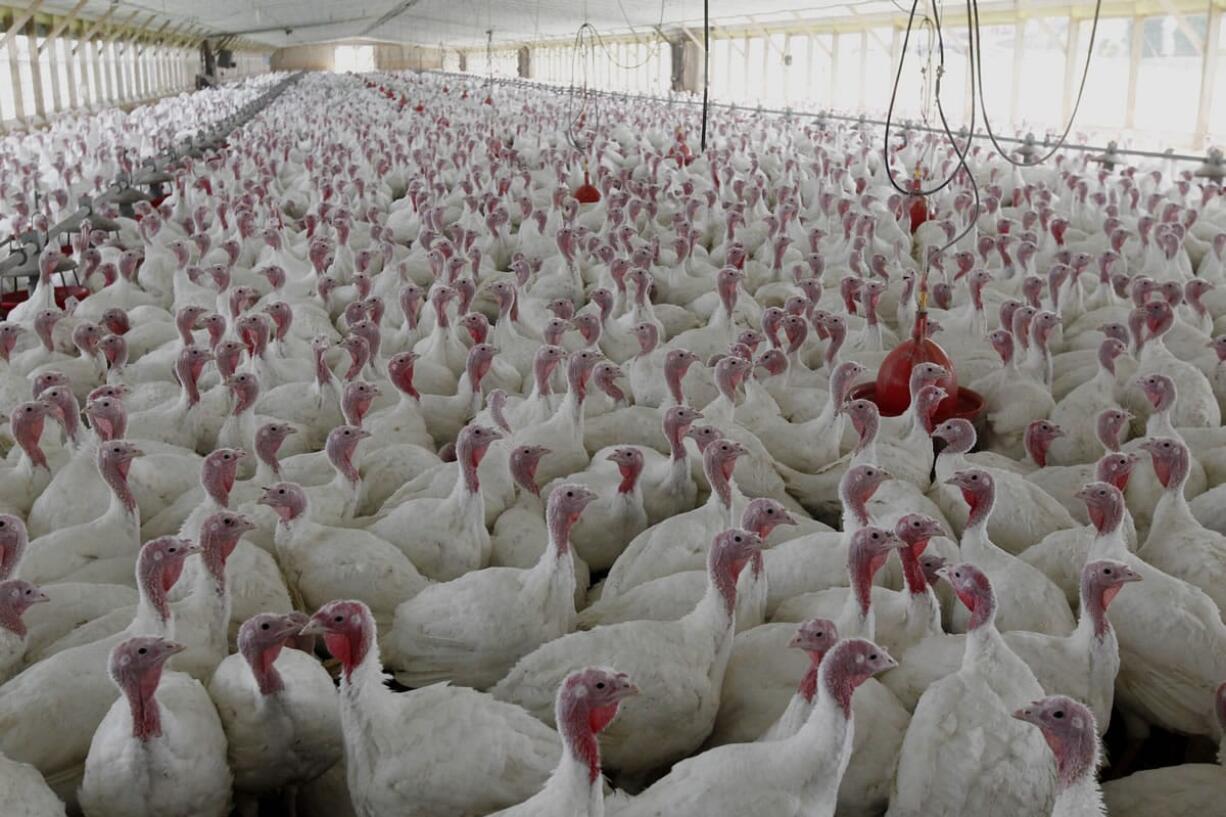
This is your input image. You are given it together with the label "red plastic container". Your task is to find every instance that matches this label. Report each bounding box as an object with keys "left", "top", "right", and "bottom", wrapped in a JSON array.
[
  {"left": 574, "top": 169, "right": 601, "bottom": 204},
  {"left": 856, "top": 294, "right": 984, "bottom": 424}
]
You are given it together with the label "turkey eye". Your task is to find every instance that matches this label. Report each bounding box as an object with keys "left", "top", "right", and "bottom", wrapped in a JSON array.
[
  {"left": 225, "top": 519, "right": 233, "bottom": 526},
  {"left": 138, "top": 647, "right": 147, "bottom": 655},
  {"left": 767, "top": 508, "right": 774, "bottom": 514},
  {"left": 261, "top": 623, "right": 270, "bottom": 630},
  {"left": 870, "top": 653, "right": 878, "bottom": 660},
  {"left": 1053, "top": 710, "right": 1064, "bottom": 719},
  {"left": 334, "top": 615, "right": 344, "bottom": 623},
  {"left": 595, "top": 682, "right": 605, "bottom": 690},
  {"left": 168, "top": 547, "right": 176, "bottom": 553},
  {"left": 734, "top": 536, "right": 742, "bottom": 542}
]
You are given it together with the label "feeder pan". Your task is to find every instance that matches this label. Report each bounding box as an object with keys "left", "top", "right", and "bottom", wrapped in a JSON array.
[
  {"left": 855, "top": 310, "right": 984, "bottom": 424},
  {"left": 1091, "top": 141, "right": 1125, "bottom": 172},
  {"left": 1194, "top": 147, "right": 1225, "bottom": 181},
  {"left": 109, "top": 187, "right": 150, "bottom": 206},
  {"left": 574, "top": 169, "right": 601, "bottom": 204},
  {"left": 0, "top": 284, "right": 89, "bottom": 316}
]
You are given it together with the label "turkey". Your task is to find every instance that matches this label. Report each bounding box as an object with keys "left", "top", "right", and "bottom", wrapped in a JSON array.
[
  {"left": 488, "top": 667, "right": 638, "bottom": 817},
  {"left": 1013, "top": 696, "right": 1106, "bottom": 817},
  {"left": 79, "top": 636, "right": 232, "bottom": 817},
  {"left": 384, "top": 482, "right": 596, "bottom": 689},
  {"left": 886, "top": 564, "right": 1056, "bottom": 817},
  {"left": 300, "top": 600, "right": 562, "bottom": 817},
  {"left": 606, "top": 639, "right": 896, "bottom": 817},
  {"left": 207, "top": 612, "right": 342, "bottom": 817},
  {"left": 493, "top": 528, "right": 762, "bottom": 776}
]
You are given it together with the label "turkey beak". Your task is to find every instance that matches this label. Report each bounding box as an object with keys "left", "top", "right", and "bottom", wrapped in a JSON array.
[
  {"left": 779, "top": 510, "right": 798, "bottom": 527},
  {"left": 1119, "top": 568, "right": 1143, "bottom": 584},
  {"left": 163, "top": 641, "right": 187, "bottom": 656},
  {"left": 1011, "top": 704, "right": 1039, "bottom": 724},
  {"left": 29, "top": 588, "right": 50, "bottom": 604},
  {"left": 299, "top": 616, "right": 327, "bottom": 637}
]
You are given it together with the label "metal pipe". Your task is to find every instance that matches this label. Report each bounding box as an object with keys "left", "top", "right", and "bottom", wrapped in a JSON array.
[
  {"left": 426, "top": 68, "right": 1212, "bottom": 165},
  {"left": 3, "top": 73, "right": 305, "bottom": 282}
]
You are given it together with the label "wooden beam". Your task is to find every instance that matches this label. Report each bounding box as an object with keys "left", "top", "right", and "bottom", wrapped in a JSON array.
[
  {"left": 680, "top": 26, "right": 705, "bottom": 50},
  {"left": 1156, "top": 0, "right": 1204, "bottom": 55},
  {"left": 1061, "top": 17, "right": 1081, "bottom": 122},
  {"left": 24, "top": 18, "right": 44, "bottom": 123},
  {"left": 0, "top": 0, "right": 45, "bottom": 54},
  {"left": 1193, "top": 3, "right": 1221, "bottom": 145},
  {"left": 71, "top": 4, "right": 118, "bottom": 54},
  {"left": 1124, "top": 7, "right": 1143, "bottom": 129},
  {"left": 117, "top": 14, "right": 156, "bottom": 55},
  {"left": 38, "top": 0, "right": 89, "bottom": 53}
]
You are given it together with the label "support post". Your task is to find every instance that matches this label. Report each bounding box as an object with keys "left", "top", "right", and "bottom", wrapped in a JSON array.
[
  {"left": 1124, "top": 11, "right": 1143, "bottom": 130},
  {"left": 0, "top": 0, "right": 45, "bottom": 54},
  {"left": 26, "top": 19, "right": 46, "bottom": 123},
  {"left": 1193, "top": 4, "right": 1221, "bottom": 147}
]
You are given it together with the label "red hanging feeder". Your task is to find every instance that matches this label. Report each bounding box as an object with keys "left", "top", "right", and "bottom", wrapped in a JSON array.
[
  {"left": 851, "top": 286, "right": 983, "bottom": 423},
  {"left": 574, "top": 164, "right": 601, "bottom": 204}
]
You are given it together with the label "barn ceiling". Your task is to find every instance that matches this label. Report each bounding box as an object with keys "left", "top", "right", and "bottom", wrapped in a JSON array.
[{"left": 37, "top": 0, "right": 922, "bottom": 49}]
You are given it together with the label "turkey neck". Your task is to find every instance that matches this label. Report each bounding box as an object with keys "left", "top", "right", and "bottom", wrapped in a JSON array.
[
  {"left": 838, "top": 483, "right": 872, "bottom": 534},
  {"left": 1143, "top": 405, "right": 1178, "bottom": 440},
  {"left": 1071, "top": 577, "right": 1122, "bottom": 726},
  {"left": 840, "top": 542, "right": 884, "bottom": 639},
  {"left": 122, "top": 665, "right": 166, "bottom": 741},
  {"left": 684, "top": 547, "right": 740, "bottom": 638},
  {"left": 960, "top": 489, "right": 998, "bottom": 560},
  {"left": 554, "top": 688, "right": 612, "bottom": 801},
  {"left": 900, "top": 545, "right": 940, "bottom": 636},
  {"left": 1144, "top": 453, "right": 1195, "bottom": 553},
  {"left": 779, "top": 661, "right": 856, "bottom": 811},
  {"left": 100, "top": 456, "right": 139, "bottom": 527},
  {"left": 524, "top": 502, "right": 579, "bottom": 618}
]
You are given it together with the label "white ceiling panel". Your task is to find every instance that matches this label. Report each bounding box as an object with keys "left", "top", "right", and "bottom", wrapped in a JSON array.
[
  {"left": 36, "top": 0, "right": 904, "bottom": 49},
  {"left": 35, "top": 1, "right": 1095, "bottom": 49}
]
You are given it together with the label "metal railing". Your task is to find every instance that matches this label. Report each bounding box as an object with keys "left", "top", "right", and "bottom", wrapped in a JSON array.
[
  {"left": 423, "top": 69, "right": 1222, "bottom": 170},
  {"left": 0, "top": 72, "right": 305, "bottom": 287}
]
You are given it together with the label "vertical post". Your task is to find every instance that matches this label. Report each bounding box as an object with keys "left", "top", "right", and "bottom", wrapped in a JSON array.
[
  {"left": 1010, "top": 17, "right": 1025, "bottom": 127},
  {"left": 26, "top": 19, "right": 46, "bottom": 123},
  {"left": 859, "top": 29, "right": 868, "bottom": 110},
  {"left": 46, "top": 30, "right": 62, "bottom": 113},
  {"left": 1062, "top": 16, "right": 1081, "bottom": 123},
  {"left": 1124, "top": 13, "right": 1143, "bottom": 129},
  {"left": 806, "top": 32, "right": 816, "bottom": 106},
  {"left": 1193, "top": 4, "right": 1221, "bottom": 147},
  {"left": 65, "top": 35, "right": 78, "bottom": 110},
  {"left": 830, "top": 33, "right": 840, "bottom": 106},
  {"left": 8, "top": 30, "right": 25, "bottom": 123}
]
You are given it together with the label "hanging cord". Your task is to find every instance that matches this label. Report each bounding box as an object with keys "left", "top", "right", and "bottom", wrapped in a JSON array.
[
  {"left": 882, "top": 0, "right": 975, "bottom": 198},
  {"left": 931, "top": 0, "right": 982, "bottom": 255},
  {"left": 700, "top": 0, "right": 709, "bottom": 152},
  {"left": 971, "top": 0, "right": 1102, "bottom": 166},
  {"left": 564, "top": 25, "right": 599, "bottom": 155}
]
